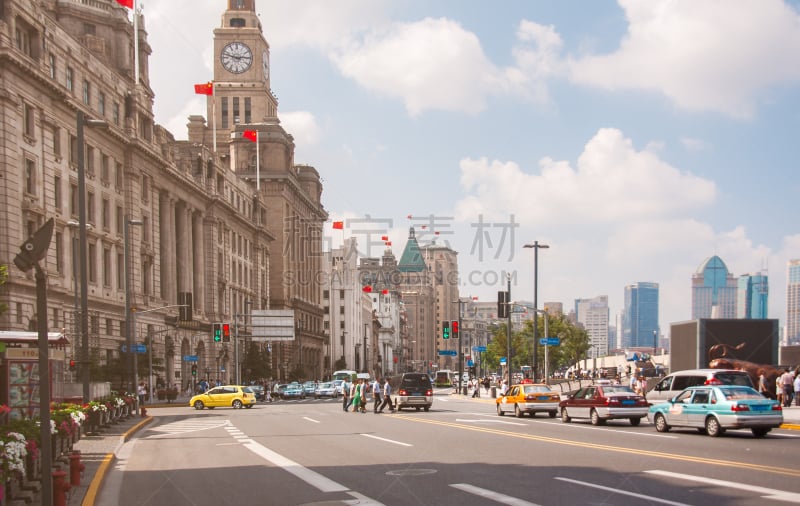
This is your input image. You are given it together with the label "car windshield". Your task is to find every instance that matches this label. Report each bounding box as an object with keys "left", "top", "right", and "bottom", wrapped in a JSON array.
[
  {"left": 242, "top": 387, "right": 253, "bottom": 393},
  {"left": 602, "top": 386, "right": 635, "bottom": 394},
  {"left": 522, "top": 385, "right": 552, "bottom": 394},
  {"left": 716, "top": 373, "right": 754, "bottom": 387},
  {"left": 721, "top": 387, "right": 763, "bottom": 400}
]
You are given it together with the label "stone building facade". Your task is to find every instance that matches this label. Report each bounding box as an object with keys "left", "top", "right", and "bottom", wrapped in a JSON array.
[{"left": 0, "top": 0, "right": 326, "bottom": 389}]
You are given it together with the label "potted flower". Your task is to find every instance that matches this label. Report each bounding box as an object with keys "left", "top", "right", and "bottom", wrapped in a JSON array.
[{"left": 0, "top": 427, "right": 28, "bottom": 500}]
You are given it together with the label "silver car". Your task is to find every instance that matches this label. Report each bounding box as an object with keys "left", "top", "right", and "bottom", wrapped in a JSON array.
[{"left": 314, "top": 382, "right": 339, "bottom": 399}]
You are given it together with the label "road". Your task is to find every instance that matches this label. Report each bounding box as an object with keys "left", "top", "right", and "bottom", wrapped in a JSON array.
[{"left": 98, "top": 388, "right": 800, "bottom": 505}]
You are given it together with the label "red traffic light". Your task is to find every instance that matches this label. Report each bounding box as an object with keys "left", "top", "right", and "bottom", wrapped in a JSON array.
[
  {"left": 222, "top": 323, "right": 230, "bottom": 337},
  {"left": 69, "top": 359, "right": 76, "bottom": 370}
]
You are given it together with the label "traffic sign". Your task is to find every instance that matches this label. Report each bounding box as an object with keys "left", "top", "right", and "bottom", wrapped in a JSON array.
[
  {"left": 437, "top": 350, "right": 457, "bottom": 356},
  {"left": 539, "top": 337, "right": 561, "bottom": 346},
  {"left": 500, "top": 357, "right": 507, "bottom": 365},
  {"left": 120, "top": 344, "right": 147, "bottom": 354},
  {"left": 472, "top": 345, "right": 487, "bottom": 352},
  {"left": 467, "top": 360, "right": 474, "bottom": 367},
  {"left": 183, "top": 355, "right": 198, "bottom": 362}
]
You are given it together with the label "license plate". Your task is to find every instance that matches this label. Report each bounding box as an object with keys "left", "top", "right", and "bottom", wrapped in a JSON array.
[
  {"left": 750, "top": 405, "right": 768, "bottom": 411},
  {"left": 622, "top": 399, "right": 635, "bottom": 405},
  {"left": 537, "top": 396, "right": 550, "bottom": 401}
]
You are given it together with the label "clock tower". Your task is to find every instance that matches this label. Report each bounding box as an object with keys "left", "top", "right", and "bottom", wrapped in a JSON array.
[{"left": 211, "top": 0, "right": 277, "bottom": 147}]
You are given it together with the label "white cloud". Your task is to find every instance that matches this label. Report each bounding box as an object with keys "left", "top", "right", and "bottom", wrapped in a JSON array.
[
  {"left": 162, "top": 97, "right": 208, "bottom": 141},
  {"left": 455, "top": 127, "right": 716, "bottom": 225},
  {"left": 568, "top": 0, "right": 800, "bottom": 117},
  {"left": 680, "top": 137, "right": 711, "bottom": 152},
  {"left": 280, "top": 111, "right": 322, "bottom": 147},
  {"left": 332, "top": 18, "right": 497, "bottom": 115}
]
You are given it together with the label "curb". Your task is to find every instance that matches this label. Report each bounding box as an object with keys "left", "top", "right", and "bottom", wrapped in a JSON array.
[{"left": 80, "top": 416, "right": 153, "bottom": 506}]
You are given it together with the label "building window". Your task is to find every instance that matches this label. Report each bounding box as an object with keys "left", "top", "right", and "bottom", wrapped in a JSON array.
[
  {"left": 55, "top": 232, "right": 64, "bottom": 274},
  {"left": 116, "top": 205, "right": 123, "bottom": 236},
  {"left": 113, "top": 102, "right": 120, "bottom": 125},
  {"left": 53, "top": 125, "right": 61, "bottom": 158},
  {"left": 14, "top": 18, "right": 37, "bottom": 58},
  {"left": 98, "top": 92, "right": 105, "bottom": 116},
  {"left": 24, "top": 158, "right": 36, "bottom": 195},
  {"left": 86, "top": 146, "right": 95, "bottom": 177},
  {"left": 101, "top": 154, "right": 110, "bottom": 183},
  {"left": 117, "top": 252, "right": 124, "bottom": 288},
  {"left": 49, "top": 53, "right": 56, "bottom": 79},
  {"left": 142, "top": 215, "right": 150, "bottom": 243},
  {"left": 101, "top": 198, "right": 109, "bottom": 231},
  {"left": 66, "top": 67, "right": 74, "bottom": 92},
  {"left": 23, "top": 102, "right": 35, "bottom": 137},
  {"left": 88, "top": 243, "right": 97, "bottom": 283},
  {"left": 142, "top": 259, "right": 152, "bottom": 295},
  {"left": 105, "top": 318, "right": 113, "bottom": 336},
  {"left": 221, "top": 97, "right": 228, "bottom": 128},
  {"left": 87, "top": 191, "right": 95, "bottom": 224},
  {"left": 69, "top": 134, "right": 77, "bottom": 165},
  {"left": 83, "top": 23, "right": 96, "bottom": 36},
  {"left": 70, "top": 183, "right": 78, "bottom": 217},
  {"left": 115, "top": 162, "right": 123, "bottom": 189},
  {"left": 54, "top": 175, "right": 62, "bottom": 210},
  {"left": 244, "top": 97, "right": 251, "bottom": 123},
  {"left": 233, "top": 97, "right": 240, "bottom": 124},
  {"left": 82, "top": 80, "right": 90, "bottom": 105},
  {"left": 141, "top": 174, "right": 149, "bottom": 202},
  {"left": 103, "top": 247, "right": 111, "bottom": 286}
]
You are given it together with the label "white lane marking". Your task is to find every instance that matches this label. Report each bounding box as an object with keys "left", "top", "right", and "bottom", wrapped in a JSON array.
[
  {"left": 303, "top": 416, "right": 321, "bottom": 423},
  {"left": 455, "top": 418, "right": 526, "bottom": 426},
  {"left": 450, "top": 483, "right": 540, "bottom": 506},
  {"left": 146, "top": 419, "right": 231, "bottom": 438},
  {"left": 360, "top": 434, "right": 413, "bottom": 447},
  {"left": 541, "top": 421, "right": 678, "bottom": 438},
  {"left": 644, "top": 470, "right": 800, "bottom": 503},
  {"left": 242, "top": 440, "right": 349, "bottom": 493},
  {"left": 554, "top": 477, "right": 691, "bottom": 506}
]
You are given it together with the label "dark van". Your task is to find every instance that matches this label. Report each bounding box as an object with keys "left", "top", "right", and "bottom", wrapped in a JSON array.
[{"left": 391, "top": 373, "right": 433, "bottom": 411}]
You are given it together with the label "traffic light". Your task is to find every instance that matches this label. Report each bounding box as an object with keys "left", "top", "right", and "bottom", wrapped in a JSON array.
[
  {"left": 69, "top": 358, "right": 76, "bottom": 371},
  {"left": 191, "top": 364, "right": 197, "bottom": 376},
  {"left": 222, "top": 323, "right": 231, "bottom": 342},
  {"left": 213, "top": 323, "right": 222, "bottom": 342},
  {"left": 497, "top": 291, "right": 509, "bottom": 318},
  {"left": 451, "top": 320, "right": 459, "bottom": 339},
  {"left": 442, "top": 320, "right": 450, "bottom": 339}
]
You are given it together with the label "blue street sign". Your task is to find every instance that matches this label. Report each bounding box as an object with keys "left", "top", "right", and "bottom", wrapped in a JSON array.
[
  {"left": 500, "top": 357, "right": 507, "bottom": 365},
  {"left": 472, "top": 346, "right": 487, "bottom": 352},
  {"left": 539, "top": 337, "right": 561, "bottom": 346},
  {"left": 183, "top": 355, "right": 198, "bottom": 362},
  {"left": 437, "top": 350, "right": 457, "bottom": 356},
  {"left": 467, "top": 360, "right": 474, "bottom": 367},
  {"left": 134, "top": 344, "right": 147, "bottom": 353}
]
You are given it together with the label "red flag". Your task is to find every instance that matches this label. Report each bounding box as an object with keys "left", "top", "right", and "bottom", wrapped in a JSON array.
[
  {"left": 407, "top": 214, "right": 412, "bottom": 219},
  {"left": 362, "top": 285, "right": 373, "bottom": 293},
  {"left": 116, "top": 0, "right": 133, "bottom": 8},
  {"left": 194, "top": 82, "right": 213, "bottom": 95},
  {"left": 332, "top": 221, "right": 344, "bottom": 230},
  {"left": 243, "top": 130, "right": 258, "bottom": 142},
  {"left": 421, "top": 225, "right": 427, "bottom": 229},
  {"left": 381, "top": 235, "right": 388, "bottom": 241},
  {"left": 472, "top": 296, "right": 479, "bottom": 300},
  {"left": 381, "top": 289, "right": 389, "bottom": 295},
  {"left": 385, "top": 241, "right": 392, "bottom": 246}
]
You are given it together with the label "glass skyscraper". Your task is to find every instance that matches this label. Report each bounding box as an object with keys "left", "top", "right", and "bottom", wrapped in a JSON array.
[
  {"left": 691, "top": 256, "right": 738, "bottom": 319},
  {"left": 787, "top": 259, "right": 800, "bottom": 345},
  {"left": 622, "top": 282, "right": 659, "bottom": 349},
  {"left": 737, "top": 273, "right": 769, "bottom": 319}
]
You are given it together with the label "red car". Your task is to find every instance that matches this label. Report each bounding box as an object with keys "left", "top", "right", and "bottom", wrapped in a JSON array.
[{"left": 559, "top": 383, "right": 649, "bottom": 426}]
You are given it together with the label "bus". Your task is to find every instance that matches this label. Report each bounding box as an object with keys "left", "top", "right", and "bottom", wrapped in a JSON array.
[
  {"left": 434, "top": 370, "right": 454, "bottom": 387},
  {"left": 332, "top": 370, "right": 357, "bottom": 382}
]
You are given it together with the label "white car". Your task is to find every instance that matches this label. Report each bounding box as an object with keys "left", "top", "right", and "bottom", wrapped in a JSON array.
[{"left": 314, "top": 382, "right": 339, "bottom": 399}]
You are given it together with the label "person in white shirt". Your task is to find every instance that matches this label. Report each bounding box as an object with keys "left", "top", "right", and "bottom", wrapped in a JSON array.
[{"left": 378, "top": 379, "right": 394, "bottom": 413}]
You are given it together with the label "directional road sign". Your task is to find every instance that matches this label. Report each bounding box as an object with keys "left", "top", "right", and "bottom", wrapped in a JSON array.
[
  {"left": 121, "top": 344, "right": 147, "bottom": 354},
  {"left": 500, "top": 357, "right": 507, "bottom": 365},
  {"left": 183, "top": 355, "right": 198, "bottom": 362},
  {"left": 539, "top": 337, "right": 561, "bottom": 346},
  {"left": 472, "top": 345, "right": 487, "bottom": 352},
  {"left": 437, "top": 350, "right": 457, "bottom": 356}
]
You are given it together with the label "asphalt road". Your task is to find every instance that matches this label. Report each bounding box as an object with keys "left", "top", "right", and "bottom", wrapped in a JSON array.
[{"left": 97, "top": 389, "right": 800, "bottom": 505}]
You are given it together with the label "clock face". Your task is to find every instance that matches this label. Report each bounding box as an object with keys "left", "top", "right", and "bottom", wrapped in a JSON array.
[
  {"left": 220, "top": 42, "right": 253, "bottom": 74},
  {"left": 262, "top": 51, "right": 269, "bottom": 80}
]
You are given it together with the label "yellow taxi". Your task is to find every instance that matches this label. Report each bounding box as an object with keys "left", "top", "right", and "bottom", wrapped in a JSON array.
[
  {"left": 189, "top": 385, "right": 257, "bottom": 410},
  {"left": 496, "top": 383, "right": 561, "bottom": 418}
]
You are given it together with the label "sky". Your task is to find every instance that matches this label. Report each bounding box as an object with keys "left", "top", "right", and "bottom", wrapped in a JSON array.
[{"left": 142, "top": 0, "right": 800, "bottom": 339}]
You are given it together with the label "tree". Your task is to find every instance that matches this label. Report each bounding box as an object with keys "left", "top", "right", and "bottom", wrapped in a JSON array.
[
  {"left": 484, "top": 323, "right": 529, "bottom": 373},
  {"left": 522, "top": 313, "right": 589, "bottom": 377}
]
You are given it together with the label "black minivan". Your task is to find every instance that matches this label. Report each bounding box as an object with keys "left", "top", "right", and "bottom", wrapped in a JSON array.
[{"left": 392, "top": 373, "right": 434, "bottom": 411}]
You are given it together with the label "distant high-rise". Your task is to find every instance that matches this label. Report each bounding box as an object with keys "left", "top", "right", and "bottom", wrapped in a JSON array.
[
  {"left": 737, "top": 273, "right": 769, "bottom": 319},
  {"left": 692, "top": 256, "right": 738, "bottom": 319},
  {"left": 787, "top": 259, "right": 800, "bottom": 345},
  {"left": 575, "top": 296, "right": 609, "bottom": 357},
  {"left": 623, "top": 283, "right": 659, "bottom": 348}
]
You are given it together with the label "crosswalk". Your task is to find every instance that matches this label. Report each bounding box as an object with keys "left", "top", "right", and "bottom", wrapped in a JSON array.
[{"left": 144, "top": 418, "right": 231, "bottom": 438}]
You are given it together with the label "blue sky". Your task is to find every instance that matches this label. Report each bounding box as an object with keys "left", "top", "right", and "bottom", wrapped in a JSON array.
[{"left": 144, "top": 0, "right": 800, "bottom": 338}]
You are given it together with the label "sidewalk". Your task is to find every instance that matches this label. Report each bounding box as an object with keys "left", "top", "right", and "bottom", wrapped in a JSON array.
[{"left": 67, "top": 413, "right": 152, "bottom": 506}]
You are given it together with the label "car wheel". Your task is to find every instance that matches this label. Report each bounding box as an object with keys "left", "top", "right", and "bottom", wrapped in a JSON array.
[
  {"left": 654, "top": 413, "right": 670, "bottom": 432},
  {"left": 424, "top": 406, "right": 430, "bottom": 412},
  {"left": 751, "top": 427, "right": 770, "bottom": 437},
  {"left": 207, "top": 406, "right": 215, "bottom": 410},
  {"left": 497, "top": 404, "right": 505, "bottom": 416},
  {"left": 590, "top": 409, "right": 605, "bottom": 426},
  {"left": 629, "top": 417, "right": 641, "bottom": 426},
  {"left": 515, "top": 405, "right": 524, "bottom": 418},
  {"left": 193, "top": 401, "right": 205, "bottom": 410},
  {"left": 232, "top": 399, "right": 243, "bottom": 409},
  {"left": 549, "top": 411, "right": 557, "bottom": 418},
  {"left": 561, "top": 408, "right": 571, "bottom": 423},
  {"left": 245, "top": 405, "right": 253, "bottom": 409},
  {"left": 705, "top": 416, "right": 723, "bottom": 437},
  {"left": 415, "top": 407, "right": 421, "bottom": 411}
]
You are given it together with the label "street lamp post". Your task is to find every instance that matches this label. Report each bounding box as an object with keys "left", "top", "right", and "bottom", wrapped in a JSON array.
[
  {"left": 77, "top": 111, "right": 107, "bottom": 402},
  {"left": 653, "top": 329, "right": 658, "bottom": 357},
  {"left": 124, "top": 216, "right": 143, "bottom": 394},
  {"left": 523, "top": 241, "right": 549, "bottom": 381}
]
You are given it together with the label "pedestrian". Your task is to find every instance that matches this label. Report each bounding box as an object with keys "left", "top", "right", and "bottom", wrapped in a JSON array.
[
  {"left": 794, "top": 372, "right": 800, "bottom": 407},
  {"left": 137, "top": 382, "right": 146, "bottom": 405},
  {"left": 342, "top": 378, "right": 351, "bottom": 411},
  {"left": 758, "top": 372, "right": 768, "bottom": 396},
  {"left": 378, "top": 378, "right": 394, "bottom": 413},
  {"left": 483, "top": 377, "right": 490, "bottom": 395},
  {"left": 372, "top": 378, "right": 383, "bottom": 413},
  {"left": 350, "top": 380, "right": 361, "bottom": 413},
  {"left": 359, "top": 379, "right": 368, "bottom": 413},
  {"left": 471, "top": 378, "right": 480, "bottom": 398},
  {"left": 500, "top": 379, "right": 509, "bottom": 396},
  {"left": 780, "top": 369, "right": 794, "bottom": 407}
]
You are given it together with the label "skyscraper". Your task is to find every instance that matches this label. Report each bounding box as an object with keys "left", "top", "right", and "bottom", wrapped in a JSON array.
[
  {"left": 786, "top": 259, "right": 800, "bottom": 345},
  {"left": 737, "top": 273, "right": 769, "bottom": 319},
  {"left": 575, "top": 296, "right": 609, "bottom": 357},
  {"left": 691, "top": 256, "right": 738, "bottom": 319},
  {"left": 623, "top": 283, "right": 659, "bottom": 349}
]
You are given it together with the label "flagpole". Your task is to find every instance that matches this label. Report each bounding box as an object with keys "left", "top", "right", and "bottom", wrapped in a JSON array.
[
  {"left": 256, "top": 131, "right": 260, "bottom": 191},
  {"left": 133, "top": 0, "right": 139, "bottom": 85},
  {"left": 212, "top": 83, "right": 217, "bottom": 153}
]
